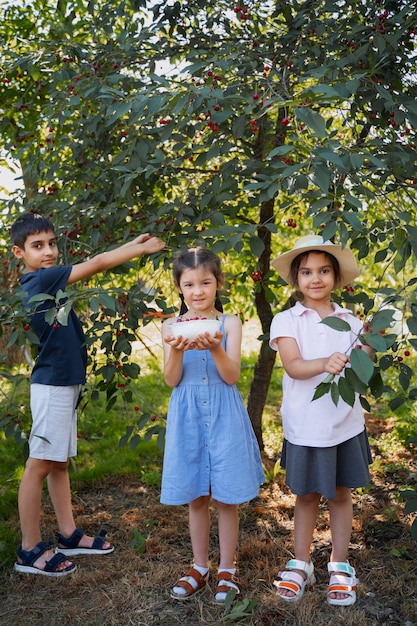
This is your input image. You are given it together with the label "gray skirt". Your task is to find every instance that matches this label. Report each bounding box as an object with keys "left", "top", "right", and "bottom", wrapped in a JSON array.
[{"left": 280, "top": 429, "right": 372, "bottom": 499}]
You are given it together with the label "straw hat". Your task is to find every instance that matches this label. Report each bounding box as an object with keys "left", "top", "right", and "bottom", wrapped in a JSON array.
[{"left": 271, "top": 234, "right": 359, "bottom": 288}]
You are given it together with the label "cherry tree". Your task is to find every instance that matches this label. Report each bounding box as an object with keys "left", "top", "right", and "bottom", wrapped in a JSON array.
[{"left": 1, "top": 0, "right": 417, "bottom": 449}]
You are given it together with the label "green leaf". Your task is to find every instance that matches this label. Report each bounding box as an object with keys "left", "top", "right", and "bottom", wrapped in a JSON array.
[
  {"left": 129, "top": 434, "right": 141, "bottom": 451},
  {"left": 28, "top": 292, "right": 55, "bottom": 304},
  {"left": 321, "top": 220, "right": 338, "bottom": 241},
  {"left": 405, "top": 224, "right": 417, "bottom": 257},
  {"left": 359, "top": 396, "right": 371, "bottom": 412},
  {"left": 350, "top": 348, "right": 374, "bottom": 384},
  {"left": 89, "top": 296, "right": 100, "bottom": 314},
  {"left": 343, "top": 212, "right": 363, "bottom": 231},
  {"left": 312, "top": 167, "right": 332, "bottom": 193},
  {"left": 365, "top": 333, "right": 390, "bottom": 352},
  {"left": 389, "top": 397, "right": 405, "bottom": 411},
  {"left": 406, "top": 316, "right": 417, "bottom": 335},
  {"left": 267, "top": 145, "right": 293, "bottom": 158},
  {"left": 98, "top": 293, "right": 116, "bottom": 312},
  {"left": 338, "top": 376, "right": 355, "bottom": 407},
  {"left": 249, "top": 236, "right": 265, "bottom": 257},
  {"left": 320, "top": 317, "right": 351, "bottom": 332},
  {"left": 316, "top": 148, "right": 345, "bottom": 168},
  {"left": 369, "top": 371, "right": 384, "bottom": 397},
  {"left": 56, "top": 301, "right": 72, "bottom": 326},
  {"left": 399, "top": 362, "right": 412, "bottom": 391},
  {"left": 411, "top": 519, "right": 417, "bottom": 541},
  {"left": 400, "top": 489, "right": 417, "bottom": 501},
  {"left": 5, "top": 330, "right": 19, "bottom": 349},
  {"left": 330, "top": 381, "right": 340, "bottom": 405},
  {"left": 369, "top": 309, "right": 395, "bottom": 333},
  {"left": 44, "top": 308, "right": 57, "bottom": 325},
  {"left": 404, "top": 499, "right": 417, "bottom": 515},
  {"left": 295, "top": 106, "right": 327, "bottom": 137},
  {"left": 312, "top": 381, "right": 331, "bottom": 401}
]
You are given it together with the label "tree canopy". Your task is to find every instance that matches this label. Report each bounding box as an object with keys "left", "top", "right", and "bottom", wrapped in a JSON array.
[{"left": 1, "top": 0, "right": 417, "bottom": 449}]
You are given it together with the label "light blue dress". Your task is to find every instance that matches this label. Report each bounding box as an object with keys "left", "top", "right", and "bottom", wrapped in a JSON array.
[{"left": 160, "top": 315, "right": 265, "bottom": 505}]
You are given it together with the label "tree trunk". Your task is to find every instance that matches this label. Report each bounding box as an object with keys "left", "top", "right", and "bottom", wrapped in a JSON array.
[
  {"left": 247, "top": 333, "right": 276, "bottom": 451},
  {"left": 246, "top": 109, "right": 289, "bottom": 450},
  {"left": 246, "top": 197, "right": 276, "bottom": 451}
]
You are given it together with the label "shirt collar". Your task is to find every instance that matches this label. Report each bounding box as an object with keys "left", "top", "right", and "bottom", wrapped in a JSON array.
[{"left": 292, "top": 301, "right": 348, "bottom": 317}]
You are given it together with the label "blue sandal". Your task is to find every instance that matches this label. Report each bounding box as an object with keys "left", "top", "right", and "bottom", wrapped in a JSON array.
[
  {"left": 14, "top": 541, "right": 76, "bottom": 577},
  {"left": 56, "top": 528, "right": 114, "bottom": 556}
]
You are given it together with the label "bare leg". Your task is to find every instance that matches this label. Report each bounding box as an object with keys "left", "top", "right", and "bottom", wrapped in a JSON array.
[
  {"left": 216, "top": 501, "right": 239, "bottom": 569},
  {"left": 294, "top": 492, "right": 321, "bottom": 562},
  {"left": 170, "top": 496, "right": 211, "bottom": 598},
  {"left": 214, "top": 501, "right": 240, "bottom": 602},
  {"left": 189, "top": 495, "right": 211, "bottom": 567},
  {"left": 277, "top": 492, "right": 321, "bottom": 599},
  {"left": 328, "top": 486, "right": 353, "bottom": 601},
  {"left": 17, "top": 457, "right": 73, "bottom": 571},
  {"left": 47, "top": 460, "right": 76, "bottom": 536},
  {"left": 49, "top": 460, "right": 112, "bottom": 550}
]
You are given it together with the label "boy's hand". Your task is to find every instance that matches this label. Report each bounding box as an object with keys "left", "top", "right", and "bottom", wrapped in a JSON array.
[{"left": 133, "top": 234, "right": 165, "bottom": 254}]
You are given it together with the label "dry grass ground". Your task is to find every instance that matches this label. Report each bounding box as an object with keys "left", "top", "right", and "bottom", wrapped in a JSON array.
[{"left": 0, "top": 418, "right": 416, "bottom": 626}]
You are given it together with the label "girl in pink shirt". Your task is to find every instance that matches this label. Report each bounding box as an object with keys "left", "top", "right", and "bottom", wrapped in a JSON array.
[{"left": 269, "top": 235, "right": 372, "bottom": 607}]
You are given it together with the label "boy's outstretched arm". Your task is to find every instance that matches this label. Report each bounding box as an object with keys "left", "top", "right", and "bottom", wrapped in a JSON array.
[{"left": 67, "top": 234, "right": 165, "bottom": 285}]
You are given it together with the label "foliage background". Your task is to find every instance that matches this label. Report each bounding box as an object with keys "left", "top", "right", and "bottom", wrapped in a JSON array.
[{"left": 1, "top": 0, "right": 417, "bottom": 460}]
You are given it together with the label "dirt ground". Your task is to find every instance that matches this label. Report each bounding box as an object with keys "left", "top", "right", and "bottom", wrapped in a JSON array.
[{"left": 1, "top": 418, "right": 416, "bottom": 626}]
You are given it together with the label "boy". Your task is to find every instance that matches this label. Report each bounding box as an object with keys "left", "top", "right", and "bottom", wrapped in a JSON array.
[{"left": 10, "top": 212, "right": 165, "bottom": 576}]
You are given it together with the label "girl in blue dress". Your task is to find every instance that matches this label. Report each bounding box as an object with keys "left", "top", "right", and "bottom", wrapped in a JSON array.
[{"left": 161, "top": 247, "right": 264, "bottom": 603}]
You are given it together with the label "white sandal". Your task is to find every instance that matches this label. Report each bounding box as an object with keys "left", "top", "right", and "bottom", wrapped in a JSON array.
[
  {"left": 327, "top": 561, "right": 358, "bottom": 606},
  {"left": 274, "top": 559, "right": 315, "bottom": 602}
]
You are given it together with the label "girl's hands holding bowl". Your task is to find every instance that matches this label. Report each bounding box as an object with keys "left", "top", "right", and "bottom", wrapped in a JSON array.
[
  {"left": 165, "top": 328, "right": 223, "bottom": 351},
  {"left": 190, "top": 330, "right": 223, "bottom": 351}
]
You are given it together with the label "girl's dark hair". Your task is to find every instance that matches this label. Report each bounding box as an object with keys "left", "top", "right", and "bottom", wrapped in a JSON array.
[
  {"left": 289, "top": 250, "right": 341, "bottom": 288},
  {"left": 10, "top": 213, "right": 55, "bottom": 249},
  {"left": 173, "top": 247, "right": 224, "bottom": 315}
]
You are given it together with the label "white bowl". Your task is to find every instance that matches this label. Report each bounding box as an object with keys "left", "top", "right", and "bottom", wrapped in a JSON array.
[{"left": 170, "top": 319, "right": 221, "bottom": 340}]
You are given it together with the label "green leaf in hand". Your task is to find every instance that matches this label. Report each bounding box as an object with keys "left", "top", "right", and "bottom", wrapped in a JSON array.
[
  {"left": 312, "top": 381, "right": 332, "bottom": 401},
  {"left": 330, "top": 381, "right": 339, "bottom": 405},
  {"left": 350, "top": 347, "right": 374, "bottom": 384},
  {"left": 338, "top": 376, "right": 355, "bottom": 406}
]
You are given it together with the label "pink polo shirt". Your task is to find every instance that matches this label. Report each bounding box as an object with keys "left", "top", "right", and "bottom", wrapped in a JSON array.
[{"left": 269, "top": 301, "right": 365, "bottom": 447}]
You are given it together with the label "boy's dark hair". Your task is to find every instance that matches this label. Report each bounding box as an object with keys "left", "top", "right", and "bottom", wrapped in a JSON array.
[
  {"left": 10, "top": 213, "right": 55, "bottom": 249},
  {"left": 173, "top": 247, "right": 224, "bottom": 315}
]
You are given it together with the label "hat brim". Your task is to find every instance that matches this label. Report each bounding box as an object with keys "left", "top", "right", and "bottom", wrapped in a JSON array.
[{"left": 272, "top": 243, "right": 359, "bottom": 288}]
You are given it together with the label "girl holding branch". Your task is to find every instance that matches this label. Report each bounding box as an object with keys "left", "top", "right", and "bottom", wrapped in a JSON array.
[{"left": 269, "top": 235, "right": 373, "bottom": 607}]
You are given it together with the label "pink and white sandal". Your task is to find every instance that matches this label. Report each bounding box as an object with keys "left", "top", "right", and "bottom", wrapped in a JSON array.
[
  {"left": 274, "top": 559, "right": 315, "bottom": 602},
  {"left": 327, "top": 561, "right": 358, "bottom": 606}
]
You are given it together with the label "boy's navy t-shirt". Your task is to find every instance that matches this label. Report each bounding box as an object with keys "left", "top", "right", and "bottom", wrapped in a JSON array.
[{"left": 20, "top": 266, "right": 87, "bottom": 386}]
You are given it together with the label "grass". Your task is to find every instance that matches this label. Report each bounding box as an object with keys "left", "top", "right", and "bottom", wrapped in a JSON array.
[
  {"left": 0, "top": 352, "right": 416, "bottom": 625},
  {"left": 0, "top": 354, "right": 282, "bottom": 556}
]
